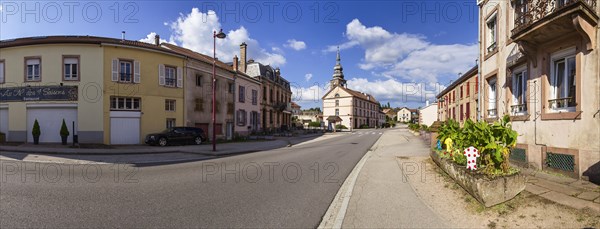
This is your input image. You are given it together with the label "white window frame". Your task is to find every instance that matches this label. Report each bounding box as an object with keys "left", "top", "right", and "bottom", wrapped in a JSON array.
[
  {"left": 511, "top": 66, "right": 528, "bottom": 115},
  {"left": 165, "top": 99, "right": 176, "bottom": 112},
  {"left": 486, "top": 13, "right": 498, "bottom": 53},
  {"left": 26, "top": 58, "right": 41, "bottom": 81},
  {"left": 549, "top": 47, "right": 577, "bottom": 112},
  {"left": 119, "top": 60, "right": 133, "bottom": 82},
  {"left": 335, "top": 109, "right": 339, "bottom": 116},
  {"left": 164, "top": 66, "right": 176, "bottom": 87},
  {"left": 110, "top": 97, "right": 141, "bottom": 111},
  {"left": 0, "top": 60, "right": 4, "bottom": 84},
  {"left": 487, "top": 78, "right": 497, "bottom": 118},
  {"left": 166, "top": 118, "right": 176, "bottom": 129},
  {"left": 252, "top": 89, "right": 258, "bottom": 105},
  {"left": 63, "top": 57, "right": 79, "bottom": 81}
]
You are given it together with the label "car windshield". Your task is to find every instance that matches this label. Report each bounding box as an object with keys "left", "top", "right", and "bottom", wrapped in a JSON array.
[{"left": 161, "top": 128, "right": 173, "bottom": 133}]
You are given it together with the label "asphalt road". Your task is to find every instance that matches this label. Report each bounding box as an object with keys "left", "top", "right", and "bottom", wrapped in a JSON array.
[{"left": 0, "top": 129, "right": 384, "bottom": 228}]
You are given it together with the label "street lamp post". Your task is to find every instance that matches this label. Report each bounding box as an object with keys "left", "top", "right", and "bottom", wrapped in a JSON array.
[
  {"left": 212, "top": 29, "right": 226, "bottom": 152},
  {"left": 348, "top": 114, "right": 353, "bottom": 133}
]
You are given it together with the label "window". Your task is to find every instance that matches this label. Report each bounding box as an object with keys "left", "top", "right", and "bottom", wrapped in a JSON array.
[
  {"left": 239, "top": 86, "right": 246, "bottom": 103},
  {"left": 335, "top": 109, "right": 339, "bottom": 116},
  {"left": 252, "top": 89, "right": 258, "bottom": 105},
  {"left": 166, "top": 119, "right": 176, "bottom": 129},
  {"left": 335, "top": 93, "right": 340, "bottom": 98},
  {"left": 466, "top": 82, "right": 470, "bottom": 97},
  {"left": 335, "top": 100, "right": 339, "bottom": 107},
  {"left": 263, "top": 86, "right": 267, "bottom": 101},
  {"left": 63, "top": 56, "right": 79, "bottom": 81},
  {"left": 466, "top": 102, "right": 471, "bottom": 119},
  {"left": 237, "top": 110, "right": 247, "bottom": 126},
  {"left": 195, "top": 98, "right": 203, "bottom": 111},
  {"left": 25, "top": 57, "right": 41, "bottom": 81},
  {"left": 165, "top": 99, "right": 176, "bottom": 111},
  {"left": 110, "top": 97, "right": 141, "bottom": 111},
  {"left": 460, "top": 85, "right": 463, "bottom": 98},
  {"left": 228, "top": 83, "right": 234, "bottom": 93},
  {"left": 270, "top": 89, "right": 273, "bottom": 102},
  {"left": 164, "top": 66, "right": 176, "bottom": 87},
  {"left": 549, "top": 50, "right": 576, "bottom": 111},
  {"left": 0, "top": 60, "right": 4, "bottom": 84},
  {"left": 514, "top": 0, "right": 528, "bottom": 25},
  {"left": 119, "top": 60, "right": 133, "bottom": 82},
  {"left": 460, "top": 104, "right": 464, "bottom": 121},
  {"left": 196, "top": 74, "right": 202, "bottom": 87},
  {"left": 488, "top": 78, "right": 497, "bottom": 117},
  {"left": 512, "top": 67, "right": 528, "bottom": 114},
  {"left": 486, "top": 13, "right": 498, "bottom": 53},
  {"left": 269, "top": 110, "right": 273, "bottom": 124}
]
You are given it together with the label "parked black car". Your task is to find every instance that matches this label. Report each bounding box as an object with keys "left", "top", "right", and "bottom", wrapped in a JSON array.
[{"left": 145, "top": 127, "right": 206, "bottom": 146}]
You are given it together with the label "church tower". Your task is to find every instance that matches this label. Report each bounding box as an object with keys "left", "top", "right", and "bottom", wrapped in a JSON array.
[{"left": 330, "top": 47, "right": 347, "bottom": 88}]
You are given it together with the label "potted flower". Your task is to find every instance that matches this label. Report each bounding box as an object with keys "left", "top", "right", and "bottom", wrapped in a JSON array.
[
  {"left": 60, "top": 119, "right": 70, "bottom": 145},
  {"left": 32, "top": 119, "right": 41, "bottom": 145}
]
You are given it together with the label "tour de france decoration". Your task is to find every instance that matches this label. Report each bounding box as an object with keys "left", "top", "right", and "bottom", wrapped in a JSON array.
[
  {"left": 444, "top": 138, "right": 453, "bottom": 153},
  {"left": 436, "top": 139, "right": 442, "bottom": 150},
  {"left": 464, "top": 146, "right": 480, "bottom": 170}
]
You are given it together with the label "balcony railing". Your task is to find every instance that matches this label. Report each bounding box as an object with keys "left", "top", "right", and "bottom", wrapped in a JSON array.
[
  {"left": 487, "top": 108, "right": 497, "bottom": 117},
  {"left": 548, "top": 97, "right": 575, "bottom": 110},
  {"left": 513, "top": 0, "right": 597, "bottom": 34},
  {"left": 165, "top": 78, "right": 176, "bottom": 87},
  {"left": 511, "top": 104, "right": 527, "bottom": 114}
]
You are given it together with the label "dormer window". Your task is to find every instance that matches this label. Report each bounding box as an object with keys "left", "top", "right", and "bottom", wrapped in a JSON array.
[{"left": 335, "top": 93, "right": 340, "bottom": 98}]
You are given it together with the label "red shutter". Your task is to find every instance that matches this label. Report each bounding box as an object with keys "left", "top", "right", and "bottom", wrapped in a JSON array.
[{"left": 467, "top": 82, "right": 470, "bottom": 97}]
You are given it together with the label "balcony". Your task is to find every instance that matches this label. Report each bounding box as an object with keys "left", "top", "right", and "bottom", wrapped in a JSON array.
[{"left": 512, "top": 0, "right": 598, "bottom": 51}]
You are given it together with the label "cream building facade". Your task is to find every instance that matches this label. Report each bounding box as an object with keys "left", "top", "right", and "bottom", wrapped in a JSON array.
[
  {"left": 478, "top": 0, "right": 599, "bottom": 179},
  {"left": 322, "top": 49, "right": 381, "bottom": 129},
  {"left": 397, "top": 107, "right": 412, "bottom": 122},
  {"left": 418, "top": 102, "right": 438, "bottom": 127}
]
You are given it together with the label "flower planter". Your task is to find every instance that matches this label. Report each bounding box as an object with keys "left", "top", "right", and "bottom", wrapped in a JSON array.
[{"left": 430, "top": 151, "right": 526, "bottom": 207}]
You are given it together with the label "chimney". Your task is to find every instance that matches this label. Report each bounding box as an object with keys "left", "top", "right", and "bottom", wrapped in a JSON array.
[
  {"left": 121, "top": 31, "right": 125, "bottom": 41},
  {"left": 240, "top": 42, "right": 247, "bottom": 72},
  {"left": 154, "top": 34, "right": 160, "bottom": 46},
  {"left": 233, "top": 55, "right": 239, "bottom": 72}
]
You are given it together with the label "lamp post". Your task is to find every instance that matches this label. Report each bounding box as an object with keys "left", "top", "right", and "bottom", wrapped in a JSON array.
[
  {"left": 348, "top": 114, "right": 353, "bottom": 133},
  {"left": 212, "top": 29, "right": 226, "bottom": 152}
]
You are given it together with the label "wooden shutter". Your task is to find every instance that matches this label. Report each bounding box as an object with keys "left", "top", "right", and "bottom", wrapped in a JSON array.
[
  {"left": 133, "top": 61, "right": 140, "bottom": 83},
  {"left": 176, "top": 67, "right": 183, "bottom": 88},
  {"left": 158, "top": 64, "right": 165, "bottom": 86},
  {"left": 111, "top": 59, "right": 119, "bottom": 81}
]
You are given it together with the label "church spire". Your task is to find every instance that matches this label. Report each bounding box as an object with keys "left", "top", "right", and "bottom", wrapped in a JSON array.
[{"left": 331, "top": 47, "right": 346, "bottom": 88}]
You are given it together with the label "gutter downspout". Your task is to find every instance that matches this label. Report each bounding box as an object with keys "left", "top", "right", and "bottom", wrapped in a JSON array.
[{"left": 477, "top": 2, "right": 483, "bottom": 121}]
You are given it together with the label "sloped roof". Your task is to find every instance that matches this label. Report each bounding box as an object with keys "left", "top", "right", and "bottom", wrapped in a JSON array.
[
  {"left": 0, "top": 35, "right": 185, "bottom": 56},
  {"left": 436, "top": 65, "right": 478, "bottom": 99},
  {"left": 161, "top": 43, "right": 234, "bottom": 72}
]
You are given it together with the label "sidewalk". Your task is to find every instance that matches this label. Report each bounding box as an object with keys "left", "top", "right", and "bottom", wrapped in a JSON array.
[
  {"left": 0, "top": 133, "right": 324, "bottom": 155},
  {"left": 321, "top": 127, "right": 448, "bottom": 228}
]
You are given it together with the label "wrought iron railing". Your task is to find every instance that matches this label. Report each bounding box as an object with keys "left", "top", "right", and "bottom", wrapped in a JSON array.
[
  {"left": 514, "top": 0, "right": 597, "bottom": 34},
  {"left": 165, "top": 78, "right": 176, "bottom": 87}
]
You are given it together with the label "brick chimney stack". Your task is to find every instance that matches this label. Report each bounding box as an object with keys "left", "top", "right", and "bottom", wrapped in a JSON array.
[
  {"left": 240, "top": 42, "right": 247, "bottom": 72},
  {"left": 233, "top": 55, "right": 239, "bottom": 72}
]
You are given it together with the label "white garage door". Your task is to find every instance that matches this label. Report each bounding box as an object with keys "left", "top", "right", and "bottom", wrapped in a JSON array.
[
  {"left": 0, "top": 108, "right": 8, "bottom": 139},
  {"left": 110, "top": 111, "right": 141, "bottom": 145},
  {"left": 27, "top": 106, "right": 77, "bottom": 143}
]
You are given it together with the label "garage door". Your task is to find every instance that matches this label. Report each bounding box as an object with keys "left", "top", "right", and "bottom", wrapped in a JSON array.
[
  {"left": 0, "top": 108, "right": 8, "bottom": 139},
  {"left": 27, "top": 106, "right": 77, "bottom": 143},
  {"left": 110, "top": 111, "right": 140, "bottom": 144}
]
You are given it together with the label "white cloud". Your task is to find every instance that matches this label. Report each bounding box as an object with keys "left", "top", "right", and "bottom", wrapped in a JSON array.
[
  {"left": 285, "top": 39, "right": 306, "bottom": 51},
  {"left": 291, "top": 84, "right": 326, "bottom": 104},
  {"left": 346, "top": 78, "right": 444, "bottom": 107},
  {"left": 324, "top": 19, "right": 477, "bottom": 84},
  {"left": 139, "top": 32, "right": 175, "bottom": 45},
  {"left": 304, "top": 73, "right": 313, "bottom": 82},
  {"left": 166, "top": 8, "right": 285, "bottom": 66}
]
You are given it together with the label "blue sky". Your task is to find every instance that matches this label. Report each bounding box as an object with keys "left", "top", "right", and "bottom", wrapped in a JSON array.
[{"left": 1, "top": 0, "right": 479, "bottom": 109}]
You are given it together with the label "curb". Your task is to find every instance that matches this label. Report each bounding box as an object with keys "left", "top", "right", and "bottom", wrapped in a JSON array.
[
  {"left": 0, "top": 147, "right": 182, "bottom": 155},
  {"left": 318, "top": 130, "right": 385, "bottom": 228}
]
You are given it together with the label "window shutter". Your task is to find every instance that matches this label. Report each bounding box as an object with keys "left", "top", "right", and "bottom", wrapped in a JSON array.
[
  {"left": 133, "top": 61, "right": 141, "bottom": 83},
  {"left": 177, "top": 67, "right": 183, "bottom": 88},
  {"left": 111, "top": 59, "right": 118, "bottom": 81},
  {"left": 158, "top": 64, "right": 165, "bottom": 86}
]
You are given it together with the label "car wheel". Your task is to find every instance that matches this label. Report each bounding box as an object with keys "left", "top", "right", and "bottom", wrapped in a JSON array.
[
  {"left": 158, "top": 138, "right": 168, "bottom": 146},
  {"left": 194, "top": 136, "right": 203, "bottom": 145}
]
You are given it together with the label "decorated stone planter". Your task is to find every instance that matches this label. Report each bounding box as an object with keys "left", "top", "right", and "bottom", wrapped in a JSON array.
[{"left": 430, "top": 151, "right": 526, "bottom": 207}]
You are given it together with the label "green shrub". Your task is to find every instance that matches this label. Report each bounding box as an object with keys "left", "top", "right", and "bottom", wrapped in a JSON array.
[
  {"left": 60, "top": 119, "right": 70, "bottom": 137},
  {"left": 359, "top": 124, "right": 369, "bottom": 129},
  {"left": 32, "top": 119, "right": 41, "bottom": 136},
  {"left": 335, "top": 124, "right": 348, "bottom": 129},
  {"left": 408, "top": 123, "right": 420, "bottom": 131},
  {"left": 308, "top": 121, "right": 321, "bottom": 128},
  {"left": 436, "top": 115, "right": 518, "bottom": 176}
]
